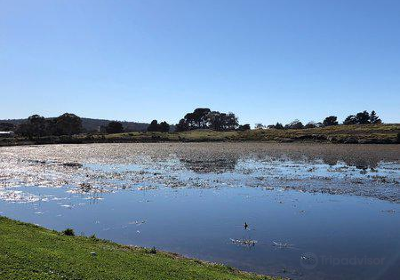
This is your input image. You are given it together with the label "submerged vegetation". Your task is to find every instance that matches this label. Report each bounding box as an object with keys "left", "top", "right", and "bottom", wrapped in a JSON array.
[{"left": 0, "top": 216, "right": 276, "bottom": 280}]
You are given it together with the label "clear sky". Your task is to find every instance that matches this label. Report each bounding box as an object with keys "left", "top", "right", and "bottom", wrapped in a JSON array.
[{"left": 1, "top": 0, "right": 399, "bottom": 125}]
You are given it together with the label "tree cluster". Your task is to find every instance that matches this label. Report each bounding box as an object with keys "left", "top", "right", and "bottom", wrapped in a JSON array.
[
  {"left": 285, "top": 120, "right": 304, "bottom": 129},
  {"left": 105, "top": 121, "right": 124, "bottom": 134},
  {"left": 323, "top": 116, "right": 338, "bottom": 126},
  {"left": 16, "top": 113, "right": 82, "bottom": 138},
  {"left": 0, "top": 123, "right": 15, "bottom": 131},
  {"left": 175, "top": 108, "right": 240, "bottom": 131},
  {"left": 8, "top": 109, "right": 384, "bottom": 138},
  {"left": 267, "top": 110, "right": 382, "bottom": 130},
  {"left": 237, "top": 124, "right": 251, "bottom": 131},
  {"left": 343, "top": 110, "right": 381, "bottom": 125},
  {"left": 304, "top": 122, "right": 321, "bottom": 129},
  {"left": 147, "top": 120, "right": 171, "bottom": 132}
]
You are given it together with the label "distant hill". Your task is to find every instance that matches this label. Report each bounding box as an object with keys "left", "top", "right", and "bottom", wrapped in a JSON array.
[
  {"left": 0, "top": 117, "right": 150, "bottom": 132},
  {"left": 80, "top": 118, "right": 150, "bottom": 132}
]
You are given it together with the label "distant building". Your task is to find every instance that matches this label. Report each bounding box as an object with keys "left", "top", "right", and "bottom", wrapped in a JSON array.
[{"left": 0, "top": 131, "right": 15, "bottom": 137}]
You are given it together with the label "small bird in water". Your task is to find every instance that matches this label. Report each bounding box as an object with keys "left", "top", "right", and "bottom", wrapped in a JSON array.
[{"left": 244, "top": 222, "right": 249, "bottom": 230}]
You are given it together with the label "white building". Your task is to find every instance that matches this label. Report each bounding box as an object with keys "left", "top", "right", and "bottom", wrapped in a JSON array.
[{"left": 0, "top": 131, "right": 15, "bottom": 137}]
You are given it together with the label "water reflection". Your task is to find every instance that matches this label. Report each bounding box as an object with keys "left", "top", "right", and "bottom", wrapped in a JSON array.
[
  {"left": 1, "top": 185, "right": 399, "bottom": 280},
  {"left": 0, "top": 143, "right": 400, "bottom": 279},
  {"left": 0, "top": 144, "right": 399, "bottom": 202},
  {"left": 179, "top": 158, "right": 238, "bottom": 173},
  {"left": 177, "top": 153, "right": 385, "bottom": 174}
]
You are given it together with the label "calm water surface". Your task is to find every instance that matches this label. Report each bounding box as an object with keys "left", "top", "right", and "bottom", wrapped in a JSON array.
[{"left": 0, "top": 143, "right": 399, "bottom": 280}]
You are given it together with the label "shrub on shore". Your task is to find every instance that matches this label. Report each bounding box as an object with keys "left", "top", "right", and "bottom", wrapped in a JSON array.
[{"left": 62, "top": 228, "right": 75, "bottom": 236}]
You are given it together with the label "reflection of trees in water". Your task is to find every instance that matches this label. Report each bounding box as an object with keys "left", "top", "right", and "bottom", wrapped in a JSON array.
[
  {"left": 174, "top": 150, "right": 239, "bottom": 173},
  {"left": 179, "top": 158, "right": 238, "bottom": 173},
  {"left": 138, "top": 143, "right": 394, "bottom": 173},
  {"left": 248, "top": 149, "right": 382, "bottom": 170},
  {"left": 312, "top": 156, "right": 378, "bottom": 169},
  {"left": 316, "top": 156, "right": 379, "bottom": 169},
  {"left": 177, "top": 151, "right": 381, "bottom": 173}
]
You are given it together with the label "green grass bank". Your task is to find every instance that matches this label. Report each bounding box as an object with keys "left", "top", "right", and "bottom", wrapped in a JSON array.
[{"left": 0, "top": 216, "right": 278, "bottom": 280}]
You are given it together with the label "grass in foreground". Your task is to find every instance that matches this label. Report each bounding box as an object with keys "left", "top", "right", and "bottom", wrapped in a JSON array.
[{"left": 0, "top": 217, "right": 278, "bottom": 280}]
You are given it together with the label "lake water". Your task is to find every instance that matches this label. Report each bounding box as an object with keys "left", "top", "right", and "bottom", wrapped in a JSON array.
[{"left": 0, "top": 143, "right": 399, "bottom": 279}]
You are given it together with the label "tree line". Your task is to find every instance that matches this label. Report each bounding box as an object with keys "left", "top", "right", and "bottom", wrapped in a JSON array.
[
  {"left": 3, "top": 109, "right": 385, "bottom": 138},
  {"left": 174, "top": 108, "right": 250, "bottom": 132},
  {"left": 16, "top": 113, "right": 83, "bottom": 139},
  {"left": 147, "top": 120, "right": 171, "bottom": 132},
  {"left": 144, "top": 108, "right": 250, "bottom": 133},
  {"left": 10, "top": 109, "right": 249, "bottom": 138},
  {"left": 266, "top": 110, "right": 382, "bottom": 130},
  {"left": 14, "top": 114, "right": 128, "bottom": 138}
]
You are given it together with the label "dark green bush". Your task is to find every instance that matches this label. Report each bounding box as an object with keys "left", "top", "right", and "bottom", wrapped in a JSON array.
[
  {"left": 149, "top": 247, "right": 157, "bottom": 254},
  {"left": 62, "top": 228, "right": 75, "bottom": 236}
]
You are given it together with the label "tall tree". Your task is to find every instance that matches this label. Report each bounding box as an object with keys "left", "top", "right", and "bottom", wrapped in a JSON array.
[
  {"left": 106, "top": 121, "right": 124, "bottom": 134},
  {"left": 323, "top": 116, "right": 338, "bottom": 126},
  {"left": 274, "top": 122, "right": 284, "bottom": 129},
  {"left": 17, "top": 115, "right": 47, "bottom": 138},
  {"left": 285, "top": 120, "right": 304, "bottom": 129},
  {"left": 343, "top": 115, "right": 357, "bottom": 125},
  {"left": 369, "top": 111, "right": 382, "bottom": 124},
  {"left": 177, "top": 108, "right": 240, "bottom": 131},
  {"left": 184, "top": 108, "right": 211, "bottom": 129},
  {"left": 147, "top": 120, "right": 159, "bottom": 132},
  {"left": 192, "top": 108, "right": 211, "bottom": 128},
  {"left": 27, "top": 115, "right": 47, "bottom": 137},
  {"left": 54, "top": 113, "right": 82, "bottom": 136},
  {"left": 355, "top": 110, "right": 370, "bottom": 124},
  {"left": 206, "top": 111, "right": 238, "bottom": 131},
  {"left": 206, "top": 111, "right": 224, "bottom": 130},
  {"left": 175, "top": 119, "right": 189, "bottom": 132},
  {"left": 225, "top": 112, "right": 239, "bottom": 130},
  {"left": 159, "top": 121, "right": 170, "bottom": 132},
  {"left": 268, "top": 122, "right": 284, "bottom": 129}
]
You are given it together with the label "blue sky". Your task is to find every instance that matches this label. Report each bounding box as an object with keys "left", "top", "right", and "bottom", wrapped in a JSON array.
[{"left": 1, "top": 0, "right": 399, "bottom": 125}]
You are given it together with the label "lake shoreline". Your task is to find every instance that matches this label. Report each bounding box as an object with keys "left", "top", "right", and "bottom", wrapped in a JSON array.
[
  {"left": 1, "top": 124, "right": 399, "bottom": 146},
  {"left": 0, "top": 216, "right": 279, "bottom": 280},
  {"left": 0, "top": 139, "right": 397, "bottom": 147},
  {"left": 0, "top": 139, "right": 398, "bottom": 147}
]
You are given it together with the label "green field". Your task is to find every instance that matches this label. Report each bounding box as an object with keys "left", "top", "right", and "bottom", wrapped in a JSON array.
[
  {"left": 75, "top": 123, "right": 400, "bottom": 144},
  {"left": 236, "top": 123, "right": 400, "bottom": 143},
  {"left": 0, "top": 216, "right": 278, "bottom": 280},
  {"left": 1, "top": 124, "right": 399, "bottom": 146}
]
